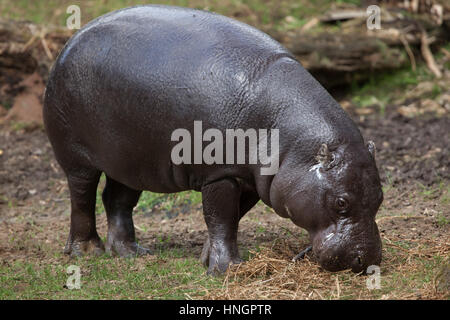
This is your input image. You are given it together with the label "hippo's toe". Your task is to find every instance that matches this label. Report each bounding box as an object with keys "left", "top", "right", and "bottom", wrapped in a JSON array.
[
  {"left": 64, "top": 236, "right": 105, "bottom": 257},
  {"left": 105, "top": 238, "right": 152, "bottom": 258},
  {"left": 200, "top": 235, "right": 243, "bottom": 275}
]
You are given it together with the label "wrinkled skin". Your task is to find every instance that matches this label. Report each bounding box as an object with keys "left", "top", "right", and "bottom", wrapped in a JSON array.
[
  {"left": 44, "top": 5, "right": 383, "bottom": 274},
  {"left": 272, "top": 143, "right": 383, "bottom": 273}
]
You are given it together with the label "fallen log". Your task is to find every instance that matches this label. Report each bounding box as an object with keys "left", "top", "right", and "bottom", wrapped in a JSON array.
[{"left": 270, "top": 6, "right": 449, "bottom": 87}]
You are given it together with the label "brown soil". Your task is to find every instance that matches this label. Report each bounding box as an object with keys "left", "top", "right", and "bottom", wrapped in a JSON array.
[{"left": 353, "top": 107, "right": 450, "bottom": 186}]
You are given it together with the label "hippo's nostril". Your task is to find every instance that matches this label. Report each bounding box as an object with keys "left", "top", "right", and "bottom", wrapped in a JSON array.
[{"left": 351, "top": 256, "right": 365, "bottom": 273}]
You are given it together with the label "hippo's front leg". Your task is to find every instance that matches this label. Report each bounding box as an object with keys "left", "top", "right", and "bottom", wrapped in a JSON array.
[{"left": 201, "top": 178, "right": 243, "bottom": 275}]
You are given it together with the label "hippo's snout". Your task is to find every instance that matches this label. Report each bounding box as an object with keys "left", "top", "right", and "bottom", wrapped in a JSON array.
[
  {"left": 351, "top": 255, "right": 364, "bottom": 273},
  {"left": 312, "top": 221, "right": 382, "bottom": 273},
  {"left": 316, "top": 244, "right": 382, "bottom": 273}
]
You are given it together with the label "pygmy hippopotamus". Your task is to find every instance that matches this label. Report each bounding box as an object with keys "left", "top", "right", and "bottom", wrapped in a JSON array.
[{"left": 44, "top": 5, "right": 383, "bottom": 274}]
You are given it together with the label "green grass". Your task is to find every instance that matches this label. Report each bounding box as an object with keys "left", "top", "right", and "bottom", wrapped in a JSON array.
[
  {"left": 360, "top": 242, "right": 446, "bottom": 299},
  {"left": 10, "top": 121, "right": 33, "bottom": 131},
  {"left": 350, "top": 41, "right": 448, "bottom": 113},
  {"left": 0, "top": 248, "right": 439, "bottom": 300},
  {"left": 439, "top": 184, "right": 450, "bottom": 206},
  {"left": 0, "top": 0, "right": 360, "bottom": 29},
  {"left": 0, "top": 173, "right": 207, "bottom": 300},
  {"left": 436, "top": 212, "right": 449, "bottom": 227},
  {"left": 0, "top": 251, "right": 222, "bottom": 299},
  {"left": 94, "top": 174, "right": 202, "bottom": 216},
  {"left": 1, "top": 223, "right": 447, "bottom": 299},
  {"left": 350, "top": 64, "right": 434, "bottom": 112},
  {"left": 381, "top": 171, "right": 394, "bottom": 194},
  {"left": 0, "top": 172, "right": 213, "bottom": 300},
  {"left": 136, "top": 190, "right": 202, "bottom": 215},
  {"left": 417, "top": 181, "right": 448, "bottom": 201}
]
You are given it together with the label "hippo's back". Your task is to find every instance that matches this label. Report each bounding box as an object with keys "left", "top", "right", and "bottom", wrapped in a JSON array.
[
  {"left": 44, "top": 5, "right": 296, "bottom": 192},
  {"left": 46, "top": 5, "right": 294, "bottom": 128}
]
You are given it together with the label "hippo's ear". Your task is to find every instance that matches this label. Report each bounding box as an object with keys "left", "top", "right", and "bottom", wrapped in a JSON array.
[
  {"left": 316, "top": 143, "right": 340, "bottom": 170},
  {"left": 367, "top": 140, "right": 376, "bottom": 158},
  {"left": 316, "top": 144, "right": 333, "bottom": 167}
]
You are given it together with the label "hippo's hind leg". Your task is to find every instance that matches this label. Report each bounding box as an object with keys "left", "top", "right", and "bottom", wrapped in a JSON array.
[
  {"left": 201, "top": 178, "right": 259, "bottom": 275},
  {"left": 64, "top": 169, "right": 105, "bottom": 256},
  {"left": 102, "top": 176, "right": 151, "bottom": 257}
]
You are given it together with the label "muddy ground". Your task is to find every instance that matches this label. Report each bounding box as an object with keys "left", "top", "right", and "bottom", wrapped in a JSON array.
[{"left": 0, "top": 93, "right": 449, "bottom": 299}]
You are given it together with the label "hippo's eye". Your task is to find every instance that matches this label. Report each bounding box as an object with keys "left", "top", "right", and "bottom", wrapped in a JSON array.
[{"left": 335, "top": 197, "right": 349, "bottom": 213}]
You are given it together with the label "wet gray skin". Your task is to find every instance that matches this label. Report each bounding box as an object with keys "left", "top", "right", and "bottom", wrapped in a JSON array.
[
  {"left": 272, "top": 143, "right": 383, "bottom": 273},
  {"left": 44, "top": 5, "right": 384, "bottom": 274}
]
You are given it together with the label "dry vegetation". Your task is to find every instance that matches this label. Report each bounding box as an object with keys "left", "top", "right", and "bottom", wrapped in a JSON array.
[{"left": 205, "top": 236, "right": 449, "bottom": 300}]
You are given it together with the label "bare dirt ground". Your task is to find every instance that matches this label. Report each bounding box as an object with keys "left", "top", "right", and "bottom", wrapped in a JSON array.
[{"left": 0, "top": 94, "right": 449, "bottom": 299}]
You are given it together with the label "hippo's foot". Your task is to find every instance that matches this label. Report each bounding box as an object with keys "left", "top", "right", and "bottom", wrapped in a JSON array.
[
  {"left": 200, "top": 236, "right": 243, "bottom": 275},
  {"left": 64, "top": 235, "right": 105, "bottom": 257},
  {"left": 105, "top": 235, "right": 151, "bottom": 258}
]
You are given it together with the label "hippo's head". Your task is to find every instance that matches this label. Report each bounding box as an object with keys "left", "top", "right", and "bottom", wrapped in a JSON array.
[{"left": 272, "top": 141, "right": 383, "bottom": 273}]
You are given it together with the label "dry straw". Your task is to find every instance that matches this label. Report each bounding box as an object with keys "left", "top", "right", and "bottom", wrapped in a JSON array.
[{"left": 203, "top": 236, "right": 449, "bottom": 300}]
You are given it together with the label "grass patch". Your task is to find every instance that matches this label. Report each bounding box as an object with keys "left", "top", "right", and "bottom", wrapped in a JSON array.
[
  {"left": 349, "top": 62, "right": 436, "bottom": 110},
  {"left": 350, "top": 42, "right": 450, "bottom": 113},
  {"left": 0, "top": 0, "right": 359, "bottom": 30},
  {"left": 417, "top": 181, "right": 447, "bottom": 201},
  {"left": 435, "top": 213, "right": 449, "bottom": 228},
  {"left": 0, "top": 249, "right": 222, "bottom": 299},
  {"left": 94, "top": 174, "right": 202, "bottom": 216},
  {"left": 136, "top": 190, "right": 202, "bottom": 216}
]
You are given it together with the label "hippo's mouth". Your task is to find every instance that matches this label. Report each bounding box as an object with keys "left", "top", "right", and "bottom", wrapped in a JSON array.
[{"left": 292, "top": 244, "right": 373, "bottom": 273}]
